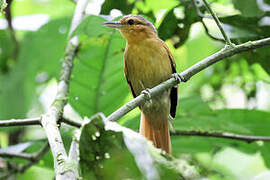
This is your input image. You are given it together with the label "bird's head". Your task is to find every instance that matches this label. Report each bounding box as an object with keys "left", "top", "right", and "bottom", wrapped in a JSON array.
[{"left": 104, "top": 15, "right": 157, "bottom": 44}]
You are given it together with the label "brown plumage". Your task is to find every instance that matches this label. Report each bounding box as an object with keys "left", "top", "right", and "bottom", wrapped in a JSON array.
[{"left": 104, "top": 15, "right": 178, "bottom": 154}]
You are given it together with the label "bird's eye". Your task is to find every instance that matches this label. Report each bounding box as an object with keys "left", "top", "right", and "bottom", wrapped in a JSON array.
[{"left": 128, "top": 19, "right": 134, "bottom": 25}]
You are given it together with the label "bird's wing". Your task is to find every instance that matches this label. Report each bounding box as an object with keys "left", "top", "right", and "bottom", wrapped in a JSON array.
[
  {"left": 124, "top": 53, "right": 137, "bottom": 98},
  {"left": 160, "top": 41, "right": 178, "bottom": 118}
]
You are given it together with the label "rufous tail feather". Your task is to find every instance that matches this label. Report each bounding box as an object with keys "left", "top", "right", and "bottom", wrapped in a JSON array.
[{"left": 139, "top": 112, "right": 171, "bottom": 154}]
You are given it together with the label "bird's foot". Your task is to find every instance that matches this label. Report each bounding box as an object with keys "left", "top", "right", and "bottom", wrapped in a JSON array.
[
  {"left": 141, "top": 88, "right": 152, "bottom": 103},
  {"left": 172, "top": 73, "right": 186, "bottom": 83}
]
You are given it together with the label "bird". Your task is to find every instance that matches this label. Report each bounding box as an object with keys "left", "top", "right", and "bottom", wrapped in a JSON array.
[{"left": 104, "top": 15, "right": 178, "bottom": 154}]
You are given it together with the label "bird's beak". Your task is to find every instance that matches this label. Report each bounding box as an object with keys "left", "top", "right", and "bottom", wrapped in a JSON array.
[{"left": 104, "top": 21, "right": 123, "bottom": 29}]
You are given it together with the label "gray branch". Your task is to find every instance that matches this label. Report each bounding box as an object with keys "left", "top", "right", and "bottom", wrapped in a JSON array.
[
  {"left": 61, "top": 116, "right": 82, "bottom": 128},
  {"left": 0, "top": 117, "right": 40, "bottom": 127},
  {"left": 20, "top": 142, "right": 50, "bottom": 172},
  {"left": 0, "top": 142, "right": 50, "bottom": 180},
  {"left": 107, "top": 37, "right": 270, "bottom": 122},
  {"left": 0, "top": 152, "right": 34, "bottom": 160},
  {"left": 172, "top": 130, "right": 270, "bottom": 143},
  {"left": 0, "top": 116, "right": 81, "bottom": 128}
]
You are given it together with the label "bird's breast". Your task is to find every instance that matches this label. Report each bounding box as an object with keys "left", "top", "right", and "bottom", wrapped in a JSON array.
[{"left": 124, "top": 38, "right": 172, "bottom": 96}]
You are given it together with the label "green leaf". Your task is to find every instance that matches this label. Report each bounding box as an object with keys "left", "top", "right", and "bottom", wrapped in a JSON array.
[
  {"left": 124, "top": 96, "right": 270, "bottom": 137},
  {"left": 232, "top": 0, "right": 264, "bottom": 17},
  {"left": 0, "top": 140, "right": 52, "bottom": 169},
  {"left": 16, "top": 166, "right": 54, "bottom": 180},
  {"left": 158, "top": 7, "right": 179, "bottom": 40},
  {"left": 174, "top": 96, "right": 270, "bottom": 136},
  {"left": 244, "top": 46, "right": 270, "bottom": 75},
  {"left": 251, "top": 63, "right": 270, "bottom": 82},
  {"left": 260, "top": 143, "right": 270, "bottom": 168},
  {"left": 0, "top": 18, "right": 70, "bottom": 120},
  {"left": 136, "top": 0, "right": 179, "bottom": 14},
  {"left": 71, "top": 15, "right": 110, "bottom": 38},
  {"left": 207, "top": 14, "right": 270, "bottom": 74},
  {"left": 171, "top": 135, "right": 262, "bottom": 156},
  {"left": 79, "top": 114, "right": 143, "bottom": 180},
  {"left": 158, "top": 2, "right": 198, "bottom": 47},
  {"left": 171, "top": 96, "right": 270, "bottom": 168},
  {"left": 101, "top": 0, "right": 134, "bottom": 15},
  {"left": 79, "top": 114, "right": 199, "bottom": 179},
  {"left": 219, "top": 15, "right": 270, "bottom": 40},
  {"left": 0, "top": 30, "right": 14, "bottom": 73},
  {"left": 69, "top": 16, "right": 130, "bottom": 117}
]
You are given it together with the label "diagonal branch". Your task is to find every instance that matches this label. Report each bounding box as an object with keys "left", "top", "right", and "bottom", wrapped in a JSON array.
[
  {"left": 0, "top": 142, "right": 50, "bottom": 180},
  {"left": 0, "top": 152, "right": 34, "bottom": 160},
  {"left": 201, "top": 0, "right": 233, "bottom": 46},
  {"left": 107, "top": 37, "right": 270, "bottom": 122},
  {"left": 19, "top": 142, "right": 50, "bottom": 172},
  {"left": 61, "top": 116, "right": 82, "bottom": 128},
  {"left": 171, "top": 130, "right": 270, "bottom": 143},
  {"left": 0, "top": 142, "right": 49, "bottom": 161},
  {"left": 0, "top": 117, "right": 40, "bottom": 127}
]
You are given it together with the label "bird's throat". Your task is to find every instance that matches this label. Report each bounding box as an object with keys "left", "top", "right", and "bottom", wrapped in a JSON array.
[{"left": 120, "top": 28, "right": 157, "bottom": 45}]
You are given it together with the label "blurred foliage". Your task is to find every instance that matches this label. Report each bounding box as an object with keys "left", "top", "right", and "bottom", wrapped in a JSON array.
[
  {"left": 0, "top": 30, "right": 14, "bottom": 73},
  {"left": 0, "top": 0, "right": 7, "bottom": 13},
  {"left": 232, "top": 0, "right": 264, "bottom": 17},
  {"left": 158, "top": 1, "right": 198, "bottom": 48},
  {"left": 0, "top": 0, "right": 270, "bottom": 179},
  {"left": 11, "top": 0, "right": 74, "bottom": 19},
  {"left": 101, "top": 0, "right": 134, "bottom": 15}
]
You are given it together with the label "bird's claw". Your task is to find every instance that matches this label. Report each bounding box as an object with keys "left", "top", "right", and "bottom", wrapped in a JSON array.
[
  {"left": 172, "top": 73, "right": 186, "bottom": 83},
  {"left": 141, "top": 88, "right": 152, "bottom": 102}
]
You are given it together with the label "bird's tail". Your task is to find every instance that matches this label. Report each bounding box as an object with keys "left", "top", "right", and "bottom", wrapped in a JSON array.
[{"left": 139, "top": 112, "right": 171, "bottom": 154}]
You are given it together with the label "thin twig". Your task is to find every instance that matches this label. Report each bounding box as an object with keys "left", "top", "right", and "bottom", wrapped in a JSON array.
[
  {"left": 107, "top": 37, "right": 270, "bottom": 122},
  {"left": 171, "top": 130, "right": 270, "bottom": 143},
  {"left": 61, "top": 117, "right": 82, "bottom": 128},
  {"left": 0, "top": 152, "right": 34, "bottom": 160},
  {"left": 0, "top": 169, "right": 16, "bottom": 180},
  {"left": 20, "top": 142, "right": 50, "bottom": 172},
  {"left": 201, "top": 0, "right": 232, "bottom": 46},
  {"left": 0, "top": 117, "right": 41, "bottom": 127},
  {"left": 190, "top": 0, "right": 212, "bottom": 18},
  {"left": 0, "top": 142, "right": 50, "bottom": 180},
  {"left": 191, "top": 0, "right": 225, "bottom": 43},
  {"left": 5, "top": 0, "right": 19, "bottom": 61},
  {"left": 0, "top": 116, "right": 82, "bottom": 128}
]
